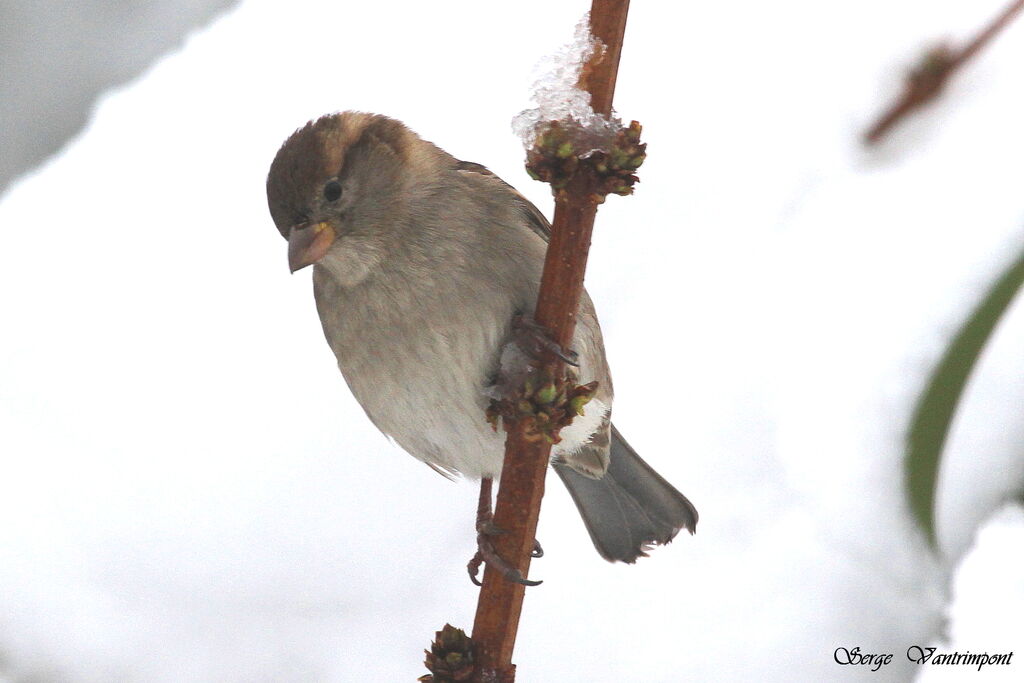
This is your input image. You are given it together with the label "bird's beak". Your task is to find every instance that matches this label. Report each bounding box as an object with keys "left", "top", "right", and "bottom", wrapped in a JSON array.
[{"left": 288, "top": 221, "right": 336, "bottom": 273}]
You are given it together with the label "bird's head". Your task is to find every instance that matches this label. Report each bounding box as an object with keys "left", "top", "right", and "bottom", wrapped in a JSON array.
[{"left": 266, "top": 112, "right": 439, "bottom": 282}]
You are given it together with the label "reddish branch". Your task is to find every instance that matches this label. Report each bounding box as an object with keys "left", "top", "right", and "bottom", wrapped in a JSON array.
[
  {"left": 467, "top": 1, "right": 631, "bottom": 681},
  {"left": 864, "top": 0, "right": 1024, "bottom": 144}
]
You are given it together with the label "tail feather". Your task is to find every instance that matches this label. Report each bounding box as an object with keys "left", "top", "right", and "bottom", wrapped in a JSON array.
[{"left": 555, "top": 425, "right": 697, "bottom": 563}]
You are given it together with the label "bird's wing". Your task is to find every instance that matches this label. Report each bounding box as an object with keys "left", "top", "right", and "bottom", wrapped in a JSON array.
[
  {"left": 453, "top": 159, "right": 551, "bottom": 242},
  {"left": 453, "top": 158, "right": 613, "bottom": 478}
]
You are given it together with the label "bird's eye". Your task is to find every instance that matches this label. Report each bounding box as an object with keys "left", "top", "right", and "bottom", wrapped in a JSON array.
[{"left": 323, "top": 180, "right": 342, "bottom": 202}]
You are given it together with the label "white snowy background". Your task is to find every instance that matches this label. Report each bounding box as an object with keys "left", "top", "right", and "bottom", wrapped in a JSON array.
[{"left": 2, "top": 0, "right": 1023, "bottom": 681}]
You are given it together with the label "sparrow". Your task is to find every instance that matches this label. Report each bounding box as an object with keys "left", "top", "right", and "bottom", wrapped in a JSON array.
[{"left": 266, "top": 112, "right": 697, "bottom": 575}]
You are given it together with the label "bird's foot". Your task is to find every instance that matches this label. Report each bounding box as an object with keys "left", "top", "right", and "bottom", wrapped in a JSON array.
[
  {"left": 467, "top": 478, "right": 543, "bottom": 587},
  {"left": 467, "top": 529, "right": 543, "bottom": 587},
  {"left": 511, "top": 313, "right": 579, "bottom": 367}
]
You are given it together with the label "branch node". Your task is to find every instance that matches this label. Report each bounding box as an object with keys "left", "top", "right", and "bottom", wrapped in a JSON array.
[
  {"left": 420, "top": 624, "right": 477, "bottom": 682},
  {"left": 864, "top": 0, "right": 1024, "bottom": 144},
  {"left": 525, "top": 119, "right": 646, "bottom": 202},
  {"left": 487, "top": 364, "right": 599, "bottom": 444}
]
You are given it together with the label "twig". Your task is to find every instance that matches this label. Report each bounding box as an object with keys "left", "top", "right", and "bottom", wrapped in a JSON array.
[
  {"left": 864, "top": 0, "right": 1024, "bottom": 144},
  {"left": 468, "top": 1, "right": 631, "bottom": 681}
]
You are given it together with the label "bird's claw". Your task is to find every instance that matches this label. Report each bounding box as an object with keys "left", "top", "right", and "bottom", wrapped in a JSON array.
[
  {"left": 512, "top": 313, "right": 579, "bottom": 367},
  {"left": 468, "top": 478, "right": 543, "bottom": 587},
  {"left": 467, "top": 534, "right": 543, "bottom": 587}
]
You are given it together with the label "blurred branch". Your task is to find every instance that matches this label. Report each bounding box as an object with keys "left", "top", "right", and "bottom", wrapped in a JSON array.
[
  {"left": 864, "top": 0, "right": 1024, "bottom": 144},
  {"left": 467, "top": 1, "right": 632, "bottom": 681},
  {"left": 907, "top": 244, "right": 1024, "bottom": 547}
]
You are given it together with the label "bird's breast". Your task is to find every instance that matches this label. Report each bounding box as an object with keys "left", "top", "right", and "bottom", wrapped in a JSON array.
[{"left": 312, "top": 264, "right": 515, "bottom": 476}]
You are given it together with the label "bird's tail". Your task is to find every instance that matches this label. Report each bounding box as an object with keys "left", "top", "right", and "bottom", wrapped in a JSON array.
[{"left": 555, "top": 425, "right": 698, "bottom": 563}]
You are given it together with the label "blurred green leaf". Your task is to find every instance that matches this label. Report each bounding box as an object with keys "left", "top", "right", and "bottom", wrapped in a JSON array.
[{"left": 907, "top": 243, "right": 1024, "bottom": 547}]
